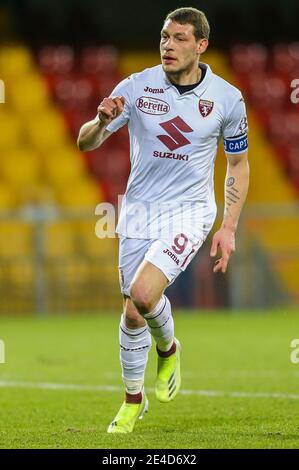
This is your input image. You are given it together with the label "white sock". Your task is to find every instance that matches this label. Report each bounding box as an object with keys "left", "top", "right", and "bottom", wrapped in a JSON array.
[
  {"left": 119, "top": 314, "right": 151, "bottom": 394},
  {"left": 143, "top": 295, "right": 174, "bottom": 352},
  {"left": 123, "top": 379, "right": 144, "bottom": 395}
]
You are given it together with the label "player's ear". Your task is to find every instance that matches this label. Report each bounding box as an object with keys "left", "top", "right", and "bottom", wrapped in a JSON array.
[{"left": 197, "top": 38, "right": 208, "bottom": 54}]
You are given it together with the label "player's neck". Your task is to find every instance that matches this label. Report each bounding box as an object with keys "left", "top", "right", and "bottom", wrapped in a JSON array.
[{"left": 166, "top": 64, "right": 202, "bottom": 86}]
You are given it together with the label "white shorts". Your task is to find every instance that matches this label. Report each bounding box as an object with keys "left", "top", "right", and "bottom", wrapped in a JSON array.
[{"left": 118, "top": 231, "right": 207, "bottom": 297}]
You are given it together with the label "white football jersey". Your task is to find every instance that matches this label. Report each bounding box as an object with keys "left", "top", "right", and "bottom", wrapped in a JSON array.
[{"left": 103, "top": 63, "right": 248, "bottom": 240}]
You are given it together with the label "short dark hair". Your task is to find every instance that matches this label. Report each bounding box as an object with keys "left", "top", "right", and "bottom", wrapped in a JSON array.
[{"left": 164, "top": 7, "right": 210, "bottom": 41}]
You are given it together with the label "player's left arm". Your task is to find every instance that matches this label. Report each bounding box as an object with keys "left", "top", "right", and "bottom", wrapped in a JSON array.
[
  {"left": 210, "top": 149, "right": 249, "bottom": 273},
  {"left": 210, "top": 91, "right": 249, "bottom": 273}
]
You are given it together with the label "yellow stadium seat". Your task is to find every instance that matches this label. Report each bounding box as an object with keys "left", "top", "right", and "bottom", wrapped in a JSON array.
[
  {"left": 204, "top": 51, "right": 228, "bottom": 76},
  {"left": 0, "top": 222, "right": 33, "bottom": 258},
  {"left": 78, "top": 220, "right": 118, "bottom": 257},
  {"left": 18, "top": 183, "right": 56, "bottom": 206},
  {"left": 43, "top": 221, "right": 76, "bottom": 258},
  {"left": 9, "top": 73, "right": 48, "bottom": 115},
  {"left": 58, "top": 179, "right": 102, "bottom": 209},
  {"left": 0, "top": 183, "right": 17, "bottom": 209},
  {"left": 8, "top": 261, "right": 34, "bottom": 286},
  {"left": 47, "top": 258, "right": 90, "bottom": 287},
  {"left": 0, "top": 112, "right": 23, "bottom": 150},
  {"left": 0, "top": 46, "right": 33, "bottom": 80},
  {"left": 25, "top": 109, "right": 67, "bottom": 152},
  {"left": 0, "top": 149, "right": 40, "bottom": 197},
  {"left": 43, "top": 146, "right": 86, "bottom": 187}
]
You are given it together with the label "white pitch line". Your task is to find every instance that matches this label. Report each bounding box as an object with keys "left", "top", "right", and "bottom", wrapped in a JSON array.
[{"left": 0, "top": 380, "right": 299, "bottom": 400}]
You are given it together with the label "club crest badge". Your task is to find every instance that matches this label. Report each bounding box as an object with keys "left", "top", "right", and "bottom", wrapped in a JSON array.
[{"left": 199, "top": 99, "right": 214, "bottom": 117}]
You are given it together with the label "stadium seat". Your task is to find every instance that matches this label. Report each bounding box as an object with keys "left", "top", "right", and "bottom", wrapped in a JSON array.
[
  {"left": 43, "top": 221, "right": 77, "bottom": 258},
  {"left": 78, "top": 221, "right": 118, "bottom": 257},
  {"left": 89, "top": 148, "right": 130, "bottom": 181},
  {"left": 0, "top": 149, "right": 40, "bottom": 200},
  {"left": 81, "top": 46, "right": 119, "bottom": 75},
  {"left": 47, "top": 258, "right": 90, "bottom": 289},
  {"left": 26, "top": 109, "right": 67, "bottom": 152},
  {"left": 267, "top": 112, "right": 288, "bottom": 143},
  {"left": 273, "top": 43, "right": 299, "bottom": 73},
  {"left": 43, "top": 146, "right": 86, "bottom": 188},
  {"left": 53, "top": 75, "right": 95, "bottom": 111},
  {"left": 230, "top": 44, "right": 268, "bottom": 74},
  {"left": 7, "top": 261, "right": 34, "bottom": 289},
  {"left": 64, "top": 108, "right": 96, "bottom": 138},
  {"left": 97, "top": 75, "right": 121, "bottom": 99},
  {"left": 0, "top": 184, "right": 17, "bottom": 209},
  {"left": 38, "top": 46, "right": 75, "bottom": 74},
  {"left": 57, "top": 178, "right": 102, "bottom": 208},
  {"left": 9, "top": 72, "right": 48, "bottom": 115},
  {"left": 0, "top": 45, "right": 33, "bottom": 80},
  {"left": 248, "top": 74, "right": 288, "bottom": 109},
  {"left": 0, "top": 112, "right": 23, "bottom": 151},
  {"left": 0, "top": 222, "right": 33, "bottom": 259}
]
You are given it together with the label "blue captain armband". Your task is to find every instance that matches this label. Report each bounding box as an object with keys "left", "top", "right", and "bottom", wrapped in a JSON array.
[{"left": 224, "top": 133, "right": 248, "bottom": 154}]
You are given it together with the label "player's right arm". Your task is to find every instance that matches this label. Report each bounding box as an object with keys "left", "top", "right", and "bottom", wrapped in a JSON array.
[{"left": 77, "top": 96, "right": 125, "bottom": 152}]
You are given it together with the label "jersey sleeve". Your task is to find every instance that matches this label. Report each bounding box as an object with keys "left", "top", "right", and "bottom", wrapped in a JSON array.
[
  {"left": 222, "top": 93, "right": 248, "bottom": 155},
  {"left": 104, "top": 76, "right": 134, "bottom": 133}
]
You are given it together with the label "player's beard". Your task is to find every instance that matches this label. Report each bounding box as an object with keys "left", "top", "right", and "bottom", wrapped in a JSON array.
[{"left": 163, "top": 58, "right": 200, "bottom": 83}]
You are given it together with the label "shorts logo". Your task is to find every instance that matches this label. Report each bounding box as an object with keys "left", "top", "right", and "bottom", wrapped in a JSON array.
[
  {"left": 163, "top": 248, "right": 180, "bottom": 265},
  {"left": 136, "top": 96, "right": 169, "bottom": 115},
  {"left": 199, "top": 99, "right": 214, "bottom": 117},
  {"left": 144, "top": 86, "right": 164, "bottom": 94}
]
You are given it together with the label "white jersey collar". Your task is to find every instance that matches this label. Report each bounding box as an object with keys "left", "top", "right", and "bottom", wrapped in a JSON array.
[{"left": 160, "top": 62, "right": 213, "bottom": 96}]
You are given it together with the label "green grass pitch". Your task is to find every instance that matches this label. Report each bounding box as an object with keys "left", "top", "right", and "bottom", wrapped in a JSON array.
[{"left": 1, "top": 309, "right": 299, "bottom": 449}]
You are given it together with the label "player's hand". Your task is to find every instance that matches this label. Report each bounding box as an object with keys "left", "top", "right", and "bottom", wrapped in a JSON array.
[
  {"left": 210, "top": 227, "right": 236, "bottom": 273},
  {"left": 97, "top": 96, "right": 125, "bottom": 125}
]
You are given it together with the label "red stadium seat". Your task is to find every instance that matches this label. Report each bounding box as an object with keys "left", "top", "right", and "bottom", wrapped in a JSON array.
[
  {"left": 268, "top": 112, "right": 289, "bottom": 144},
  {"left": 64, "top": 108, "right": 96, "bottom": 137},
  {"left": 248, "top": 74, "right": 288, "bottom": 109},
  {"left": 231, "top": 44, "right": 268, "bottom": 73},
  {"left": 81, "top": 46, "right": 119, "bottom": 74},
  {"left": 38, "top": 46, "right": 75, "bottom": 74},
  {"left": 53, "top": 75, "right": 96, "bottom": 111},
  {"left": 273, "top": 43, "right": 299, "bottom": 74},
  {"left": 288, "top": 146, "right": 299, "bottom": 174}
]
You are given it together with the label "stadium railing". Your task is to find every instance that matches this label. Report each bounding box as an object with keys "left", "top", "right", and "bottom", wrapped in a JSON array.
[{"left": 0, "top": 203, "right": 298, "bottom": 315}]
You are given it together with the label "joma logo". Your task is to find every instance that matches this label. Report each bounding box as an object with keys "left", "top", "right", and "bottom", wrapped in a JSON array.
[
  {"left": 163, "top": 248, "right": 180, "bottom": 265},
  {"left": 144, "top": 86, "right": 164, "bottom": 94}
]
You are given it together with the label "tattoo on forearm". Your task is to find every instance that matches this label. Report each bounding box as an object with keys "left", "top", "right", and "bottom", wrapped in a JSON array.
[
  {"left": 231, "top": 187, "right": 239, "bottom": 193},
  {"left": 226, "top": 177, "right": 235, "bottom": 187},
  {"left": 225, "top": 177, "right": 240, "bottom": 207},
  {"left": 226, "top": 196, "right": 237, "bottom": 204},
  {"left": 227, "top": 190, "right": 240, "bottom": 200}
]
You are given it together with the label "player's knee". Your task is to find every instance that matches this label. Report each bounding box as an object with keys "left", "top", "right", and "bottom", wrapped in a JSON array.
[
  {"left": 129, "top": 281, "right": 154, "bottom": 314},
  {"left": 124, "top": 311, "right": 144, "bottom": 329},
  {"left": 124, "top": 296, "right": 144, "bottom": 328},
  {"left": 123, "top": 298, "right": 145, "bottom": 329}
]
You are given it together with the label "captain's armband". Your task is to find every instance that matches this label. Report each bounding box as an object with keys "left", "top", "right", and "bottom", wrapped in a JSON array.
[{"left": 224, "top": 133, "right": 248, "bottom": 154}]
